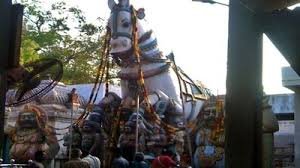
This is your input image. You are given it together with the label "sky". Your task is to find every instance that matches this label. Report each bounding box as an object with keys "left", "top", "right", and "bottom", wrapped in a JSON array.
[{"left": 40, "top": 0, "right": 298, "bottom": 95}]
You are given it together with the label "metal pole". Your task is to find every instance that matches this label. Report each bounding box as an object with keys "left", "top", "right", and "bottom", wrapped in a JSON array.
[
  {"left": 135, "top": 95, "right": 140, "bottom": 154},
  {"left": 69, "top": 105, "right": 74, "bottom": 160}
]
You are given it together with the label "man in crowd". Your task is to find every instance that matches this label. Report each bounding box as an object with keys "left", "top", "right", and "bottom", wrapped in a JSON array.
[{"left": 63, "top": 148, "right": 90, "bottom": 168}]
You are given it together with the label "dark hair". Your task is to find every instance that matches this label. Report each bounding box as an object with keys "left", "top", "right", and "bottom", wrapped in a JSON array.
[
  {"left": 115, "top": 147, "right": 123, "bottom": 157},
  {"left": 71, "top": 148, "right": 82, "bottom": 158},
  {"left": 34, "top": 151, "right": 44, "bottom": 162},
  {"left": 161, "top": 148, "right": 173, "bottom": 156},
  {"left": 81, "top": 149, "right": 89, "bottom": 158},
  {"left": 134, "top": 152, "right": 144, "bottom": 162}
]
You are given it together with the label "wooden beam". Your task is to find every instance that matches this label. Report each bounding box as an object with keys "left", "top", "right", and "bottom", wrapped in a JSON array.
[
  {"left": 225, "top": 0, "right": 263, "bottom": 167},
  {"left": 244, "top": 0, "right": 300, "bottom": 11},
  {"left": 0, "top": 0, "right": 11, "bottom": 154},
  {"left": 263, "top": 8, "right": 300, "bottom": 76},
  {"left": 9, "top": 4, "right": 24, "bottom": 68}
]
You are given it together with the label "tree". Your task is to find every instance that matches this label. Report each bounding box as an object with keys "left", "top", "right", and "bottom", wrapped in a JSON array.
[{"left": 17, "top": 0, "right": 116, "bottom": 84}]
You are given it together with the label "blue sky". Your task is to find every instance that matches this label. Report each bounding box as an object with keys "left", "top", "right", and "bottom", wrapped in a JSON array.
[{"left": 40, "top": 0, "right": 298, "bottom": 95}]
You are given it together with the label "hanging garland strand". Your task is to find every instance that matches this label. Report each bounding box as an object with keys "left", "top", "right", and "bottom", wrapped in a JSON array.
[
  {"left": 131, "top": 7, "right": 179, "bottom": 134},
  {"left": 131, "top": 7, "right": 156, "bottom": 119},
  {"left": 92, "top": 43, "right": 110, "bottom": 108},
  {"left": 105, "top": 55, "right": 111, "bottom": 96},
  {"left": 74, "top": 28, "right": 111, "bottom": 125}
]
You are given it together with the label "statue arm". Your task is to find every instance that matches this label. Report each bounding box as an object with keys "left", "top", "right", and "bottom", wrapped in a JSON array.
[
  {"left": 44, "top": 128, "right": 60, "bottom": 159},
  {"left": 4, "top": 125, "right": 15, "bottom": 140},
  {"left": 4, "top": 124, "right": 15, "bottom": 134}
]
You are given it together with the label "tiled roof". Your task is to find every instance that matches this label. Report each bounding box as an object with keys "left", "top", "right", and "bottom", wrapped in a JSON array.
[{"left": 67, "top": 83, "right": 121, "bottom": 105}]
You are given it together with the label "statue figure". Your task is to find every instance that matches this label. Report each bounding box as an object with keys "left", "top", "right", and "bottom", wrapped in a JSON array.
[
  {"left": 63, "top": 125, "right": 82, "bottom": 155},
  {"left": 193, "top": 99, "right": 225, "bottom": 168},
  {"left": 97, "top": 92, "right": 122, "bottom": 133},
  {"left": 65, "top": 88, "right": 80, "bottom": 109},
  {"left": 118, "top": 120, "right": 146, "bottom": 161},
  {"left": 80, "top": 120, "right": 105, "bottom": 161},
  {"left": 6, "top": 105, "right": 60, "bottom": 163},
  {"left": 145, "top": 124, "right": 167, "bottom": 155}
]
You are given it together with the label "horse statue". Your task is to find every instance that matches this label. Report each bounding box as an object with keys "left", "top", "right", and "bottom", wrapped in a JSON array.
[
  {"left": 80, "top": 1, "right": 279, "bottom": 167},
  {"left": 107, "top": 0, "right": 208, "bottom": 126},
  {"left": 95, "top": 0, "right": 210, "bottom": 166}
]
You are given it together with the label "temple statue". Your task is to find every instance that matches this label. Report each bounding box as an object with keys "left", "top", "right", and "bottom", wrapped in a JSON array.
[
  {"left": 5, "top": 105, "right": 60, "bottom": 163},
  {"left": 80, "top": 120, "right": 105, "bottom": 161},
  {"left": 63, "top": 125, "right": 82, "bottom": 155}
]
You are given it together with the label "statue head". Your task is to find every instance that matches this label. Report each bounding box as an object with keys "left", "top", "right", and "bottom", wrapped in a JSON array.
[
  {"left": 81, "top": 120, "right": 100, "bottom": 133},
  {"left": 63, "top": 126, "right": 82, "bottom": 148},
  {"left": 99, "top": 92, "right": 121, "bottom": 109},
  {"left": 81, "top": 121, "right": 98, "bottom": 152},
  {"left": 107, "top": 0, "right": 146, "bottom": 55},
  {"left": 123, "top": 121, "right": 134, "bottom": 133},
  {"left": 17, "top": 105, "right": 47, "bottom": 129},
  {"left": 18, "top": 112, "right": 37, "bottom": 128},
  {"left": 87, "top": 109, "right": 104, "bottom": 131}
]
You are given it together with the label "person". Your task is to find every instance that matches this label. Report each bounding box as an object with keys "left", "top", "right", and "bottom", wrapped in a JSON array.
[
  {"left": 129, "top": 152, "right": 150, "bottom": 168},
  {"left": 63, "top": 148, "right": 90, "bottom": 168},
  {"left": 82, "top": 150, "right": 101, "bottom": 168},
  {"left": 112, "top": 148, "right": 129, "bottom": 168},
  {"left": 151, "top": 149, "right": 178, "bottom": 168},
  {"left": 80, "top": 120, "right": 104, "bottom": 161}
]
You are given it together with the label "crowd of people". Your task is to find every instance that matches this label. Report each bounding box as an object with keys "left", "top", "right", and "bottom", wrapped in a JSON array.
[
  {"left": 27, "top": 147, "right": 186, "bottom": 168},
  {"left": 111, "top": 147, "right": 181, "bottom": 168}
]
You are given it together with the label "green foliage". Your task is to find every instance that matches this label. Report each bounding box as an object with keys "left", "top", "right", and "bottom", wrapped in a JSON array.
[
  {"left": 20, "top": 38, "right": 40, "bottom": 64},
  {"left": 17, "top": 0, "right": 114, "bottom": 84}
]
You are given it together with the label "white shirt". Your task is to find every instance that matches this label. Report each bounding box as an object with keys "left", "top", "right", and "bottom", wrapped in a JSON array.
[{"left": 82, "top": 154, "right": 101, "bottom": 168}]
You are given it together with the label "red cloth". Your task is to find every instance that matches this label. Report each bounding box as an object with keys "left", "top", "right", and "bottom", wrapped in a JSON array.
[{"left": 151, "top": 155, "right": 177, "bottom": 168}]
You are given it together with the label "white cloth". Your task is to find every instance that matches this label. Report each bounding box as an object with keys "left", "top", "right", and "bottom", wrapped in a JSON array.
[{"left": 82, "top": 154, "right": 101, "bottom": 168}]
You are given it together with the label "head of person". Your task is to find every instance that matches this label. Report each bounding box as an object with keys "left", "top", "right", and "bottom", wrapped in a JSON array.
[
  {"left": 161, "top": 148, "right": 173, "bottom": 157},
  {"left": 114, "top": 147, "right": 123, "bottom": 157},
  {"left": 134, "top": 152, "right": 144, "bottom": 162},
  {"left": 71, "top": 148, "right": 82, "bottom": 159}
]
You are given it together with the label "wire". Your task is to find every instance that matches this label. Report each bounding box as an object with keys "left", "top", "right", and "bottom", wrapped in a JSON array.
[
  {"left": 192, "top": 0, "right": 256, "bottom": 14},
  {"left": 192, "top": 0, "right": 228, "bottom": 6}
]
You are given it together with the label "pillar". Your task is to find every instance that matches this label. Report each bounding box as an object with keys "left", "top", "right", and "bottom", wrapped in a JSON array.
[
  {"left": 225, "top": 0, "right": 263, "bottom": 167},
  {"left": 294, "top": 93, "right": 300, "bottom": 167},
  {"left": 0, "top": 0, "right": 11, "bottom": 153},
  {"left": 282, "top": 67, "right": 300, "bottom": 167}
]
